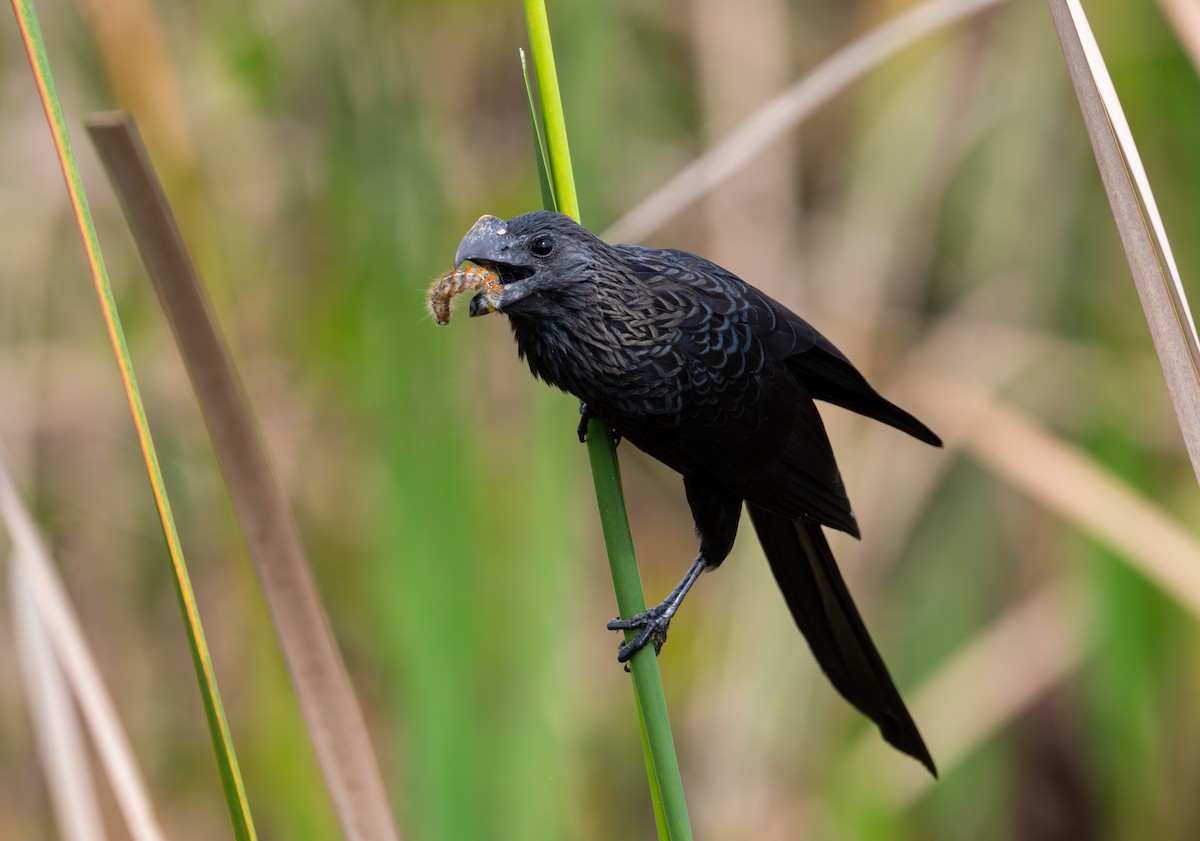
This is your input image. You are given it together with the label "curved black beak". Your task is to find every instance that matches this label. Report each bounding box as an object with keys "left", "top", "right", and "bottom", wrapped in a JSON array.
[{"left": 454, "top": 214, "right": 510, "bottom": 268}]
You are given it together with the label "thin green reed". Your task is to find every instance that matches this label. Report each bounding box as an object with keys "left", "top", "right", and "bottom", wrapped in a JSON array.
[
  {"left": 8, "top": 0, "right": 256, "bottom": 837},
  {"left": 522, "top": 1, "right": 693, "bottom": 838}
]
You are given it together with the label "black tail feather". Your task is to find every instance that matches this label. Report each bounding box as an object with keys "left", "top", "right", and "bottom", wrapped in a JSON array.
[{"left": 747, "top": 503, "right": 936, "bottom": 776}]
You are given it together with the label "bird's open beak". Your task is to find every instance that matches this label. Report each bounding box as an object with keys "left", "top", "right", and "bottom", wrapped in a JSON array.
[{"left": 454, "top": 214, "right": 535, "bottom": 316}]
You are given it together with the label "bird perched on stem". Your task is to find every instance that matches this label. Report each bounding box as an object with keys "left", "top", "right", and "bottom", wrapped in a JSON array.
[{"left": 453, "top": 210, "right": 942, "bottom": 776}]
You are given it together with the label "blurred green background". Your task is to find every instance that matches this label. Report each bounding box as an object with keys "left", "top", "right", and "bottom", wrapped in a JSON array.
[{"left": 1, "top": 0, "right": 1199, "bottom": 838}]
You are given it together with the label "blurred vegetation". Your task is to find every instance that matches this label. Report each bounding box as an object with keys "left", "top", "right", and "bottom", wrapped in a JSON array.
[{"left": 1, "top": 0, "right": 1198, "bottom": 839}]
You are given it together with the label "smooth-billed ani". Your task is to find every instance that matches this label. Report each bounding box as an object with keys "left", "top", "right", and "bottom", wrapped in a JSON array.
[{"left": 453, "top": 210, "right": 941, "bottom": 775}]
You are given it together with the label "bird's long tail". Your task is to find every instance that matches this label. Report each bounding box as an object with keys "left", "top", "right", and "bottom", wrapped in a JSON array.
[{"left": 747, "top": 503, "right": 936, "bottom": 776}]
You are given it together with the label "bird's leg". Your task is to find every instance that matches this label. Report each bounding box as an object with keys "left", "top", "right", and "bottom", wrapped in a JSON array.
[
  {"left": 577, "top": 402, "right": 620, "bottom": 446},
  {"left": 607, "top": 554, "right": 708, "bottom": 663},
  {"left": 606, "top": 474, "right": 741, "bottom": 665}
]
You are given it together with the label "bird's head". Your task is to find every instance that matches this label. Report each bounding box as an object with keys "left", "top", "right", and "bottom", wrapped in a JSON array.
[{"left": 453, "top": 211, "right": 606, "bottom": 319}]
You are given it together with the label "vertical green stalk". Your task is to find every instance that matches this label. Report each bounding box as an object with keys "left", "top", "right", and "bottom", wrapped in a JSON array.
[
  {"left": 523, "top": 2, "right": 693, "bottom": 838},
  {"left": 522, "top": 0, "right": 578, "bottom": 220},
  {"left": 9, "top": 1, "right": 256, "bottom": 838}
]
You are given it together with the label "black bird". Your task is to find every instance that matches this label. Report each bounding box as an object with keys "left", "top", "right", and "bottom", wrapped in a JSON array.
[{"left": 454, "top": 210, "right": 942, "bottom": 775}]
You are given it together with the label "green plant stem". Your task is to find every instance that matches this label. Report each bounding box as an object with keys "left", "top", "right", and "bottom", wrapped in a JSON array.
[
  {"left": 520, "top": 49, "right": 556, "bottom": 212},
  {"left": 523, "top": 0, "right": 578, "bottom": 221},
  {"left": 8, "top": 1, "right": 256, "bottom": 838},
  {"left": 587, "top": 431, "right": 691, "bottom": 840},
  {"left": 523, "top": 2, "right": 692, "bottom": 838}
]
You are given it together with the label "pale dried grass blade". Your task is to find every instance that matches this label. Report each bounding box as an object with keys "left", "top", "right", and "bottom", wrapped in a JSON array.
[
  {"left": 85, "top": 113, "right": 401, "bottom": 841},
  {"left": 915, "top": 376, "right": 1200, "bottom": 615},
  {"left": 12, "top": 558, "right": 109, "bottom": 841},
  {"left": 1047, "top": 0, "right": 1200, "bottom": 483},
  {"left": 603, "top": 0, "right": 1009, "bottom": 243},
  {"left": 1158, "top": 0, "right": 1200, "bottom": 77},
  {"left": 0, "top": 455, "right": 167, "bottom": 841}
]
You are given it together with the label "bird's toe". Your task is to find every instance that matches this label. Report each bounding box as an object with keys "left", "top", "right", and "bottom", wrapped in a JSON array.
[{"left": 608, "top": 608, "right": 671, "bottom": 662}]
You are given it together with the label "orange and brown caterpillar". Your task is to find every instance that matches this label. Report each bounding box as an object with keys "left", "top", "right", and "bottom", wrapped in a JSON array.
[{"left": 427, "top": 262, "right": 501, "bottom": 326}]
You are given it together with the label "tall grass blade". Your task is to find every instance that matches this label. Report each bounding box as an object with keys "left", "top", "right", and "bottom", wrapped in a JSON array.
[
  {"left": 1047, "top": 0, "right": 1200, "bottom": 483},
  {"left": 0, "top": 455, "right": 166, "bottom": 841},
  {"left": 85, "top": 114, "right": 402, "bottom": 841},
  {"left": 603, "top": 0, "right": 1009, "bottom": 243},
  {"left": 523, "top": 0, "right": 578, "bottom": 221},
  {"left": 523, "top": 1, "right": 692, "bottom": 838},
  {"left": 7, "top": 3, "right": 256, "bottom": 837},
  {"left": 12, "top": 559, "right": 108, "bottom": 841},
  {"left": 520, "top": 48, "right": 557, "bottom": 211}
]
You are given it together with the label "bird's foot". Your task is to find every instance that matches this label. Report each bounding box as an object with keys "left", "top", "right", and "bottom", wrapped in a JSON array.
[
  {"left": 607, "top": 607, "right": 671, "bottom": 664},
  {"left": 576, "top": 404, "right": 591, "bottom": 443},
  {"left": 577, "top": 403, "right": 621, "bottom": 446}
]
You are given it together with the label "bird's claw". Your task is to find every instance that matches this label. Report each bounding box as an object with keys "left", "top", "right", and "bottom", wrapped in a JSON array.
[
  {"left": 577, "top": 404, "right": 591, "bottom": 444},
  {"left": 577, "top": 403, "right": 621, "bottom": 447},
  {"left": 607, "top": 608, "right": 671, "bottom": 664}
]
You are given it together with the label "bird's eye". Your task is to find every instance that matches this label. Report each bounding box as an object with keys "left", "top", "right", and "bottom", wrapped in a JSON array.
[{"left": 530, "top": 236, "right": 554, "bottom": 257}]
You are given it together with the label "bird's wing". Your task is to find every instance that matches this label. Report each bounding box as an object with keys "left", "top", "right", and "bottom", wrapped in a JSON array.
[
  {"left": 615, "top": 246, "right": 856, "bottom": 534},
  {"left": 616, "top": 245, "right": 941, "bottom": 447}
]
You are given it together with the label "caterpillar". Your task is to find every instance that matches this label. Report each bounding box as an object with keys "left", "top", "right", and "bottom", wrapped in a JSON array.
[{"left": 427, "top": 262, "right": 501, "bottom": 326}]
